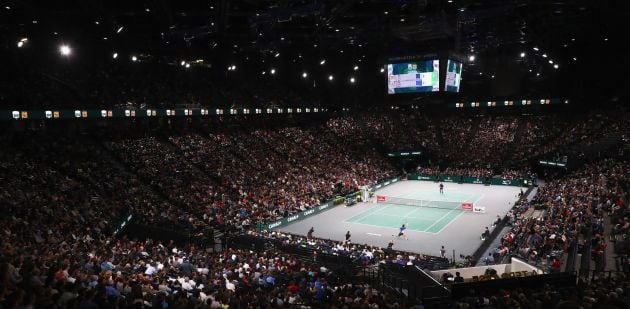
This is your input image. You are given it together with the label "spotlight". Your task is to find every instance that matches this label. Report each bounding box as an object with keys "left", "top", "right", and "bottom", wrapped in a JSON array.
[
  {"left": 533, "top": 47, "right": 539, "bottom": 51},
  {"left": 353, "top": 65, "right": 359, "bottom": 71},
  {"left": 112, "top": 52, "right": 118, "bottom": 59},
  {"left": 270, "top": 68, "right": 276, "bottom": 74},
  {"left": 181, "top": 61, "right": 186, "bottom": 66},
  {"left": 59, "top": 45, "right": 71, "bottom": 56},
  {"left": 275, "top": 53, "right": 280, "bottom": 58},
  {"left": 320, "top": 59, "right": 326, "bottom": 65},
  {"left": 302, "top": 72, "right": 308, "bottom": 78},
  {"left": 542, "top": 54, "right": 547, "bottom": 58},
  {"left": 553, "top": 64, "right": 559, "bottom": 69},
  {"left": 17, "top": 41, "right": 23, "bottom": 48},
  {"left": 520, "top": 52, "right": 526, "bottom": 58},
  {"left": 468, "top": 55, "right": 475, "bottom": 62},
  {"left": 328, "top": 75, "right": 334, "bottom": 81},
  {"left": 380, "top": 68, "right": 385, "bottom": 73},
  {"left": 350, "top": 77, "right": 356, "bottom": 83},
  {"left": 131, "top": 56, "right": 137, "bottom": 62},
  {"left": 117, "top": 26, "right": 124, "bottom": 33},
  {"left": 185, "top": 63, "right": 190, "bottom": 68}
]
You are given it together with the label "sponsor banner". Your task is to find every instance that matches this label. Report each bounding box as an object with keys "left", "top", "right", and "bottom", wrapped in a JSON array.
[
  {"left": 408, "top": 175, "right": 437, "bottom": 181},
  {"left": 410, "top": 174, "right": 528, "bottom": 187},
  {"left": 490, "top": 178, "right": 524, "bottom": 187},
  {"left": 369, "top": 177, "right": 401, "bottom": 191},
  {"left": 461, "top": 203, "right": 473, "bottom": 211},
  {"left": 264, "top": 201, "right": 336, "bottom": 230},
  {"left": 386, "top": 151, "right": 422, "bottom": 157},
  {"left": 473, "top": 206, "right": 486, "bottom": 213},
  {"left": 377, "top": 196, "right": 386, "bottom": 202},
  {"left": 267, "top": 221, "right": 283, "bottom": 230}
]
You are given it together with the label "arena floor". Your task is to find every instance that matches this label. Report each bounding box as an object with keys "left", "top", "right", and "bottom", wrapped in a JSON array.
[{"left": 277, "top": 180, "right": 522, "bottom": 261}]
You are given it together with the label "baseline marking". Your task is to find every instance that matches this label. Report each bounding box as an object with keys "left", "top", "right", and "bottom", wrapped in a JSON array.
[
  {"left": 345, "top": 203, "right": 390, "bottom": 223},
  {"left": 423, "top": 208, "right": 458, "bottom": 232},
  {"left": 366, "top": 233, "right": 382, "bottom": 236},
  {"left": 434, "top": 193, "right": 486, "bottom": 234}
]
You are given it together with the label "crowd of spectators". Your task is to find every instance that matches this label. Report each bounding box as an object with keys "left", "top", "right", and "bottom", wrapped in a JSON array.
[
  {"left": 462, "top": 116, "right": 519, "bottom": 168},
  {"left": 0, "top": 132, "right": 418, "bottom": 308},
  {"left": 107, "top": 123, "right": 397, "bottom": 232},
  {"left": 247, "top": 230, "right": 450, "bottom": 271},
  {"left": 508, "top": 111, "right": 628, "bottom": 167},
  {"left": 0, "top": 101, "right": 628, "bottom": 307},
  {"left": 454, "top": 275, "right": 630, "bottom": 308},
  {"left": 494, "top": 159, "right": 628, "bottom": 272},
  {"left": 442, "top": 167, "right": 493, "bottom": 179},
  {"left": 439, "top": 116, "right": 477, "bottom": 166}
]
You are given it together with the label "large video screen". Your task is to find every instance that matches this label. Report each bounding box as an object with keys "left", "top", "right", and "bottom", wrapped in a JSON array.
[
  {"left": 387, "top": 60, "right": 439, "bottom": 94},
  {"left": 445, "top": 59, "right": 463, "bottom": 92}
]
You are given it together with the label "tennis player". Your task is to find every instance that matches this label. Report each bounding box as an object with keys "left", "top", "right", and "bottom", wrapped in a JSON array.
[
  {"left": 397, "top": 223, "right": 408, "bottom": 240},
  {"left": 439, "top": 183, "right": 444, "bottom": 194}
]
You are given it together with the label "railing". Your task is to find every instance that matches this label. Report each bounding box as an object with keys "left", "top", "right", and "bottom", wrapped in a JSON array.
[
  {"left": 360, "top": 264, "right": 451, "bottom": 305},
  {"left": 449, "top": 271, "right": 577, "bottom": 299},
  {"left": 578, "top": 269, "right": 629, "bottom": 282}
]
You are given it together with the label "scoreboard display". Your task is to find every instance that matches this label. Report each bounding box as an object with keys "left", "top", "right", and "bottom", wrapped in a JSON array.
[
  {"left": 387, "top": 60, "right": 440, "bottom": 94},
  {"left": 445, "top": 59, "right": 463, "bottom": 92}
]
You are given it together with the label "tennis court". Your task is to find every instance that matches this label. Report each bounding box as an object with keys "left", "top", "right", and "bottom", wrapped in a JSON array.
[
  {"left": 345, "top": 190, "right": 481, "bottom": 234},
  {"left": 278, "top": 181, "right": 520, "bottom": 258}
]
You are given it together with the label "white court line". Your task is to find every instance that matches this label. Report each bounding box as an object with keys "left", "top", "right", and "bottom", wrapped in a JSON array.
[
  {"left": 344, "top": 203, "right": 392, "bottom": 223},
  {"left": 434, "top": 209, "right": 466, "bottom": 234},
  {"left": 349, "top": 208, "right": 435, "bottom": 221},
  {"left": 423, "top": 208, "right": 457, "bottom": 232},
  {"left": 434, "top": 193, "right": 486, "bottom": 234},
  {"left": 401, "top": 206, "right": 421, "bottom": 217},
  {"left": 345, "top": 220, "right": 440, "bottom": 235},
  {"left": 366, "top": 233, "right": 381, "bottom": 236}
]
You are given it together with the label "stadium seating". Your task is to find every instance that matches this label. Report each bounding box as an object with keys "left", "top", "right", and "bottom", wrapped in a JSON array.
[{"left": 0, "top": 105, "right": 627, "bottom": 307}]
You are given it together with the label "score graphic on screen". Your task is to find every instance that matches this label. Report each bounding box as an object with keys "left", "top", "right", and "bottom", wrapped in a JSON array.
[
  {"left": 445, "top": 59, "right": 463, "bottom": 92},
  {"left": 387, "top": 60, "right": 439, "bottom": 94}
]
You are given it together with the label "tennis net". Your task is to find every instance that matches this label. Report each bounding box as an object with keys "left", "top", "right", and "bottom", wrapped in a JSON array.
[{"left": 376, "top": 195, "right": 473, "bottom": 211}]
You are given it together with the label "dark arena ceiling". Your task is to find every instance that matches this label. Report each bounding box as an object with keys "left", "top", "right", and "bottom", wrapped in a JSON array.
[{"left": 1, "top": 0, "right": 629, "bottom": 106}]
